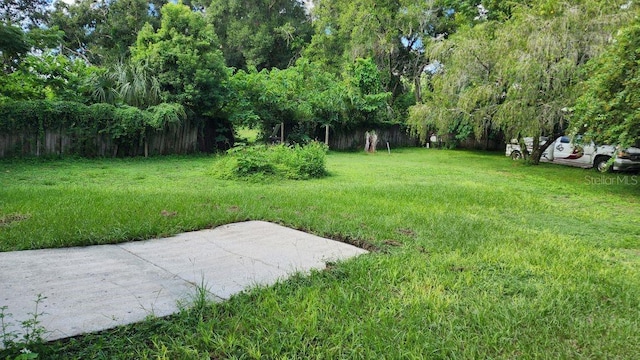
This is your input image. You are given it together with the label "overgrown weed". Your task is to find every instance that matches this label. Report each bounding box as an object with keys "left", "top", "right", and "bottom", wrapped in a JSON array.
[
  {"left": 0, "top": 295, "right": 48, "bottom": 359},
  {"left": 212, "top": 142, "right": 328, "bottom": 181}
]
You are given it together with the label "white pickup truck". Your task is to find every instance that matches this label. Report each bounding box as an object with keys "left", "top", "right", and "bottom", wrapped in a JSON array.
[{"left": 506, "top": 136, "right": 640, "bottom": 172}]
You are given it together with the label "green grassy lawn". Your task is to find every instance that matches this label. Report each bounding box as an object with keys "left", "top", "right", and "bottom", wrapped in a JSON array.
[{"left": 1, "top": 149, "right": 639, "bottom": 359}]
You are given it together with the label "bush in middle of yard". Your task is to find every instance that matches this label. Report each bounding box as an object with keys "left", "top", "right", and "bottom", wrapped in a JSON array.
[{"left": 213, "top": 141, "right": 328, "bottom": 180}]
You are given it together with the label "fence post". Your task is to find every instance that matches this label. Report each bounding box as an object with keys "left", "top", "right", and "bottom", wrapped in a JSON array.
[
  {"left": 280, "top": 122, "right": 284, "bottom": 144},
  {"left": 325, "top": 124, "right": 330, "bottom": 147}
]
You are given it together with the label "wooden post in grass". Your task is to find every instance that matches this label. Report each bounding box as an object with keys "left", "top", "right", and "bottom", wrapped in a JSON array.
[
  {"left": 280, "top": 122, "right": 284, "bottom": 144},
  {"left": 325, "top": 124, "right": 330, "bottom": 146},
  {"left": 365, "top": 131, "right": 370, "bottom": 152}
]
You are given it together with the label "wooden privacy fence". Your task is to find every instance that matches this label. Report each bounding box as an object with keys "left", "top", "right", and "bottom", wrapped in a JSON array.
[
  {"left": 325, "top": 124, "right": 419, "bottom": 150},
  {"left": 323, "top": 125, "right": 503, "bottom": 151},
  {"left": 0, "top": 120, "right": 200, "bottom": 158}
]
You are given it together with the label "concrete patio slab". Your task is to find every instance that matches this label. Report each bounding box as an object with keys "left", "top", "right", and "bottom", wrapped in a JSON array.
[{"left": 0, "top": 221, "right": 367, "bottom": 343}]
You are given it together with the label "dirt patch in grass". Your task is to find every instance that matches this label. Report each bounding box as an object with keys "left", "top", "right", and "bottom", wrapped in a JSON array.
[
  {"left": 0, "top": 213, "right": 31, "bottom": 227},
  {"left": 327, "top": 233, "right": 380, "bottom": 252},
  {"left": 383, "top": 239, "right": 403, "bottom": 247},
  {"left": 397, "top": 228, "right": 417, "bottom": 238}
]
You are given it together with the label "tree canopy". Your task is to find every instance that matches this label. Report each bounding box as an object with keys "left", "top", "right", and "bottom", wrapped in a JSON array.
[
  {"left": 131, "top": 2, "right": 229, "bottom": 118},
  {"left": 50, "top": 0, "right": 166, "bottom": 65},
  {"left": 1, "top": 0, "right": 639, "bottom": 155},
  {"left": 407, "top": 0, "right": 638, "bottom": 159},
  {"left": 0, "top": 23, "right": 30, "bottom": 73},
  {"left": 0, "top": 0, "right": 49, "bottom": 27},
  {"left": 207, "top": 0, "right": 313, "bottom": 71},
  {"left": 573, "top": 14, "right": 640, "bottom": 148}
]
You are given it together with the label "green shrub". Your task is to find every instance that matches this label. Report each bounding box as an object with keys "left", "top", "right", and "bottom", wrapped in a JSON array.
[
  {"left": 213, "top": 141, "right": 328, "bottom": 180},
  {"left": 231, "top": 145, "right": 276, "bottom": 177}
]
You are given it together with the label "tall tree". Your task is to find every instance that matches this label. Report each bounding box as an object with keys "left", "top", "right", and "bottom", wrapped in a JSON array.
[
  {"left": 131, "top": 2, "right": 231, "bottom": 146},
  {"left": 227, "top": 57, "right": 390, "bottom": 142},
  {"left": 50, "top": 0, "right": 167, "bottom": 65},
  {"left": 408, "top": 22, "right": 501, "bottom": 148},
  {"left": 306, "top": 0, "right": 456, "bottom": 108},
  {"left": 343, "top": 57, "right": 391, "bottom": 125},
  {"left": 207, "top": 0, "right": 313, "bottom": 70},
  {"left": 103, "top": 0, "right": 159, "bottom": 61},
  {"left": 408, "top": 1, "right": 636, "bottom": 162},
  {"left": 573, "top": 13, "right": 640, "bottom": 148}
]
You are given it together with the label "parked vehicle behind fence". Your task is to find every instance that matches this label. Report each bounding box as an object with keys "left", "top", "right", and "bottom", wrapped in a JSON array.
[{"left": 506, "top": 136, "right": 640, "bottom": 172}]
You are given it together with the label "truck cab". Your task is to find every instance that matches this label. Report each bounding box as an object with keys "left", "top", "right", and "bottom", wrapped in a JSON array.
[{"left": 542, "top": 136, "right": 615, "bottom": 171}]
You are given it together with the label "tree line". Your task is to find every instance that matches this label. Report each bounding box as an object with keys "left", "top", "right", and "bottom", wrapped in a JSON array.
[{"left": 1, "top": 0, "right": 638, "bottom": 159}]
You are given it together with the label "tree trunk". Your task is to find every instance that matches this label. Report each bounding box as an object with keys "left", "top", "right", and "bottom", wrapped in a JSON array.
[
  {"left": 518, "top": 137, "right": 530, "bottom": 159},
  {"left": 414, "top": 75, "right": 422, "bottom": 104},
  {"left": 530, "top": 136, "right": 542, "bottom": 165},
  {"left": 529, "top": 132, "right": 561, "bottom": 165}
]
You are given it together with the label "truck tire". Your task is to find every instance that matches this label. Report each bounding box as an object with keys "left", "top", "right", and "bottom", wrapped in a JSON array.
[
  {"left": 594, "top": 156, "right": 611, "bottom": 173},
  {"left": 510, "top": 150, "right": 522, "bottom": 160}
]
